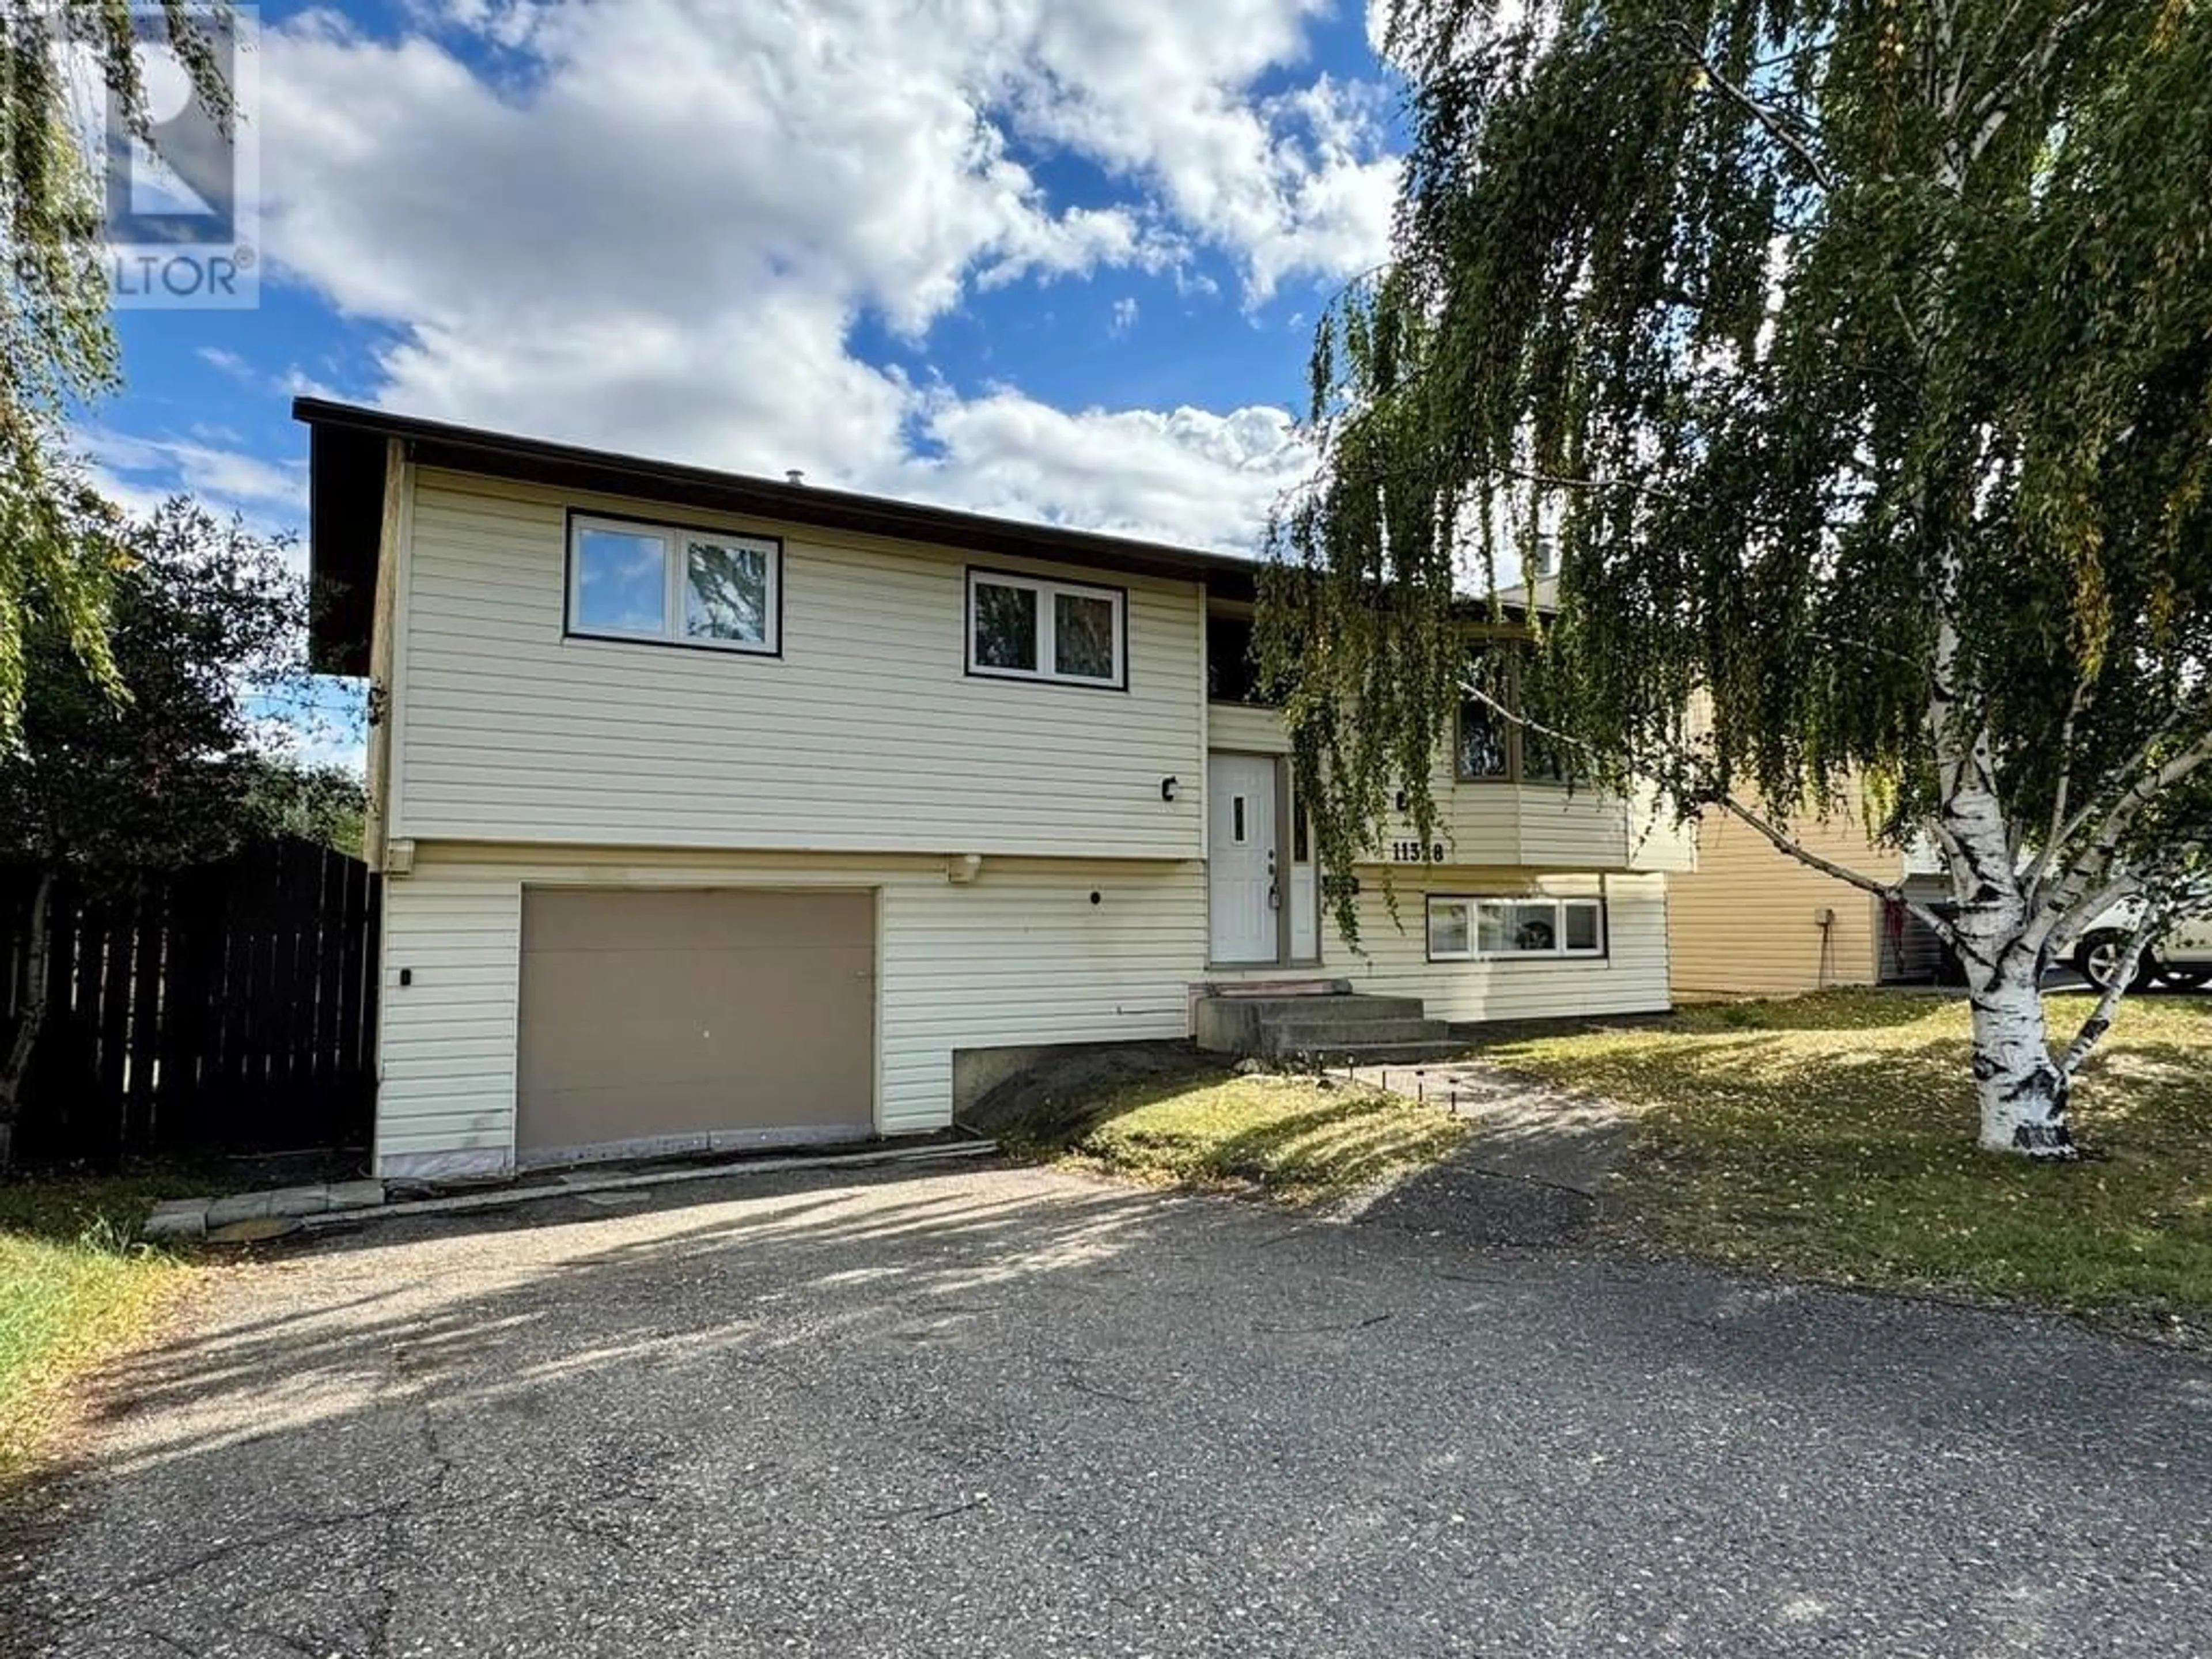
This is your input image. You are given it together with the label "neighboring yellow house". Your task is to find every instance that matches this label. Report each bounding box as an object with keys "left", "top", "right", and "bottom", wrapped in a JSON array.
[{"left": 1668, "top": 801, "right": 1943, "bottom": 998}]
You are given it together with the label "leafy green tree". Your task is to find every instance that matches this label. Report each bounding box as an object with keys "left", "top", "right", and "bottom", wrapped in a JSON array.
[
  {"left": 1, "top": 2, "right": 233, "bottom": 738},
  {"left": 239, "top": 754, "right": 368, "bottom": 858},
  {"left": 0, "top": 500, "right": 304, "bottom": 1168},
  {"left": 1260, "top": 0, "right": 2212, "bottom": 1157}
]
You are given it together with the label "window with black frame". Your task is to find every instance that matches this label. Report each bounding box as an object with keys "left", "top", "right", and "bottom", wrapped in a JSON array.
[
  {"left": 1521, "top": 724, "right": 1569, "bottom": 783},
  {"left": 1456, "top": 641, "right": 1565, "bottom": 783},
  {"left": 1456, "top": 645, "right": 1513, "bottom": 780},
  {"left": 1207, "top": 612, "right": 1281, "bottom": 705}
]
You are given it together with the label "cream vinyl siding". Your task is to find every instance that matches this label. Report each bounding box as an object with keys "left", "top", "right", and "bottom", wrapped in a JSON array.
[
  {"left": 1340, "top": 869, "right": 1671, "bottom": 1022},
  {"left": 393, "top": 472, "right": 1205, "bottom": 859},
  {"left": 378, "top": 870, "right": 519, "bottom": 1172},
  {"left": 1518, "top": 785, "right": 1693, "bottom": 870},
  {"left": 1668, "top": 804, "right": 1893, "bottom": 997},
  {"left": 1377, "top": 775, "right": 1694, "bottom": 872},
  {"left": 1205, "top": 702, "right": 1291, "bottom": 755},
  {"left": 376, "top": 843, "right": 1205, "bottom": 1177}
]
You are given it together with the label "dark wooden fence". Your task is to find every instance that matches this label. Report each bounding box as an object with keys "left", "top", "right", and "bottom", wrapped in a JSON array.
[{"left": 1, "top": 838, "right": 380, "bottom": 1165}]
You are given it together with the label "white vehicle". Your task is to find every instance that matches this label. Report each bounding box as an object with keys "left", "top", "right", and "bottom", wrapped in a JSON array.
[{"left": 2074, "top": 904, "right": 2212, "bottom": 993}]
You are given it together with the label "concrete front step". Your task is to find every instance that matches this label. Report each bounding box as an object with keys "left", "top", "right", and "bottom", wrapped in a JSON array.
[
  {"left": 1194, "top": 976, "right": 1352, "bottom": 999},
  {"left": 1260, "top": 1017, "right": 1450, "bottom": 1055},
  {"left": 1288, "top": 1040, "right": 1476, "bottom": 1066},
  {"left": 1196, "top": 993, "right": 1432, "bottom": 1054},
  {"left": 1217, "top": 994, "right": 1429, "bottom": 1022}
]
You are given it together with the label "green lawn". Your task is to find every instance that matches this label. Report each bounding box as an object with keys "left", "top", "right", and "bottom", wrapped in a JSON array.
[
  {"left": 1003, "top": 1066, "right": 1469, "bottom": 1204},
  {"left": 1475, "top": 990, "right": 2212, "bottom": 1326},
  {"left": 0, "top": 1176, "right": 199, "bottom": 1484}
]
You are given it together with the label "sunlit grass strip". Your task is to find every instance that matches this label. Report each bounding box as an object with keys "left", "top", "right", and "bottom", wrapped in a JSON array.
[
  {"left": 0, "top": 1183, "right": 197, "bottom": 1484},
  {"left": 1010, "top": 1073, "right": 1469, "bottom": 1204}
]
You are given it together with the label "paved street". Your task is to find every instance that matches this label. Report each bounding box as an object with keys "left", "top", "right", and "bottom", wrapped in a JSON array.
[{"left": 16, "top": 1161, "right": 2211, "bottom": 1657}]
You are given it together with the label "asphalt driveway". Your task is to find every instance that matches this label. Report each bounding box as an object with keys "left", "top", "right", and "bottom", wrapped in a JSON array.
[{"left": 17, "top": 1161, "right": 2212, "bottom": 1657}]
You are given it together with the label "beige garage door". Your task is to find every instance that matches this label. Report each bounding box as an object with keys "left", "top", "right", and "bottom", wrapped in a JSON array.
[{"left": 517, "top": 888, "right": 875, "bottom": 1162}]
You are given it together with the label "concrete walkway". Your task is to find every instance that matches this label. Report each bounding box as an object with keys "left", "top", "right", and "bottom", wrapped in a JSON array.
[
  {"left": 1351, "top": 1056, "right": 1631, "bottom": 1191},
  {"left": 20, "top": 1160, "right": 2211, "bottom": 1657},
  {"left": 1338, "top": 1056, "right": 1631, "bottom": 1245}
]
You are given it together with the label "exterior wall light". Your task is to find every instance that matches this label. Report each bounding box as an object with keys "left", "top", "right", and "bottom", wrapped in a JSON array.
[{"left": 1161, "top": 776, "right": 1180, "bottom": 802}]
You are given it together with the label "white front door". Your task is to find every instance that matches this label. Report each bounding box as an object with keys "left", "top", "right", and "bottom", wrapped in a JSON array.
[{"left": 1209, "top": 753, "right": 1278, "bottom": 964}]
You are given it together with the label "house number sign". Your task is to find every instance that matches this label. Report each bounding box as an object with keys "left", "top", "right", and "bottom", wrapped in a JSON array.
[{"left": 1391, "top": 840, "right": 1447, "bottom": 864}]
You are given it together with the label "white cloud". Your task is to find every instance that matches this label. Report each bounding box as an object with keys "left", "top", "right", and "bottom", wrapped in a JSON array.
[
  {"left": 198, "top": 346, "right": 253, "bottom": 381},
  {"left": 263, "top": 5, "right": 1183, "bottom": 338},
  {"left": 281, "top": 365, "right": 344, "bottom": 402},
  {"left": 897, "top": 392, "right": 1307, "bottom": 547},
  {"left": 81, "top": 428, "right": 306, "bottom": 512},
  {"left": 84, "top": 463, "right": 180, "bottom": 525},
  {"left": 255, "top": 0, "right": 1389, "bottom": 549},
  {"left": 1110, "top": 296, "right": 1140, "bottom": 334},
  {"left": 1000, "top": 3, "right": 1399, "bottom": 301},
  {"left": 78, "top": 429, "right": 312, "bottom": 578}
]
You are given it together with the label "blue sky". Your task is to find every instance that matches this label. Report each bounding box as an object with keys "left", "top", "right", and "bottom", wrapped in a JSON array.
[
  {"left": 85, "top": 1, "right": 1409, "bottom": 766},
  {"left": 90, "top": 0, "right": 1404, "bottom": 551}
]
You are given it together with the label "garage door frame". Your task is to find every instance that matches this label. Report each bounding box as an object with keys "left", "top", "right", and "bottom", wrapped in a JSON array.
[{"left": 513, "top": 881, "right": 883, "bottom": 1168}]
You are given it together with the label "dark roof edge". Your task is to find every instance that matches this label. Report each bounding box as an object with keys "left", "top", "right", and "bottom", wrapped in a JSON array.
[{"left": 290, "top": 397, "right": 1267, "bottom": 589}]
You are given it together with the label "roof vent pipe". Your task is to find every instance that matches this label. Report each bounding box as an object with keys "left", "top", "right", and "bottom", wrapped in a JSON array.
[{"left": 786, "top": 469, "right": 806, "bottom": 486}]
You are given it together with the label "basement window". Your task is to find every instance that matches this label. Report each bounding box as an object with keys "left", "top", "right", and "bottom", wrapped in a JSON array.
[
  {"left": 1426, "top": 896, "right": 1606, "bottom": 962},
  {"left": 568, "top": 513, "right": 781, "bottom": 654}
]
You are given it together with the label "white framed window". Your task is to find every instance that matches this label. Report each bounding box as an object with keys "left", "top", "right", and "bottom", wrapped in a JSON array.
[
  {"left": 967, "top": 569, "right": 1126, "bottom": 688},
  {"left": 1427, "top": 895, "right": 1607, "bottom": 961},
  {"left": 567, "top": 513, "right": 781, "bottom": 654}
]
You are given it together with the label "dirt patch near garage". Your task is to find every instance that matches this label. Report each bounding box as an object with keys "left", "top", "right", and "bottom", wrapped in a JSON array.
[{"left": 960, "top": 1041, "right": 1234, "bottom": 1143}]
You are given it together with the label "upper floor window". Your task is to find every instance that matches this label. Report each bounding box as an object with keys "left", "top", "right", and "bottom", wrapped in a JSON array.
[
  {"left": 1207, "top": 611, "right": 1279, "bottom": 705},
  {"left": 569, "top": 513, "right": 781, "bottom": 654},
  {"left": 968, "top": 569, "right": 1126, "bottom": 689},
  {"left": 1457, "top": 642, "right": 1566, "bottom": 783}
]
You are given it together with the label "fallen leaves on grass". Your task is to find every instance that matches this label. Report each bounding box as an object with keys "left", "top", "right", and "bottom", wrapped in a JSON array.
[{"left": 1478, "top": 990, "right": 2212, "bottom": 1324}]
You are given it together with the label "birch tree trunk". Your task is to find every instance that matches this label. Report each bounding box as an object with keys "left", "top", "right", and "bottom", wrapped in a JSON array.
[
  {"left": 0, "top": 869, "right": 55, "bottom": 1173},
  {"left": 1941, "top": 768, "right": 2075, "bottom": 1157},
  {"left": 1929, "top": 593, "right": 2078, "bottom": 1158},
  {"left": 1961, "top": 930, "right": 2073, "bottom": 1157}
]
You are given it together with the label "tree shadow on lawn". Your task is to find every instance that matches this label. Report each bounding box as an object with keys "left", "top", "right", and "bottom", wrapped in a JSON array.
[
  {"left": 964, "top": 1041, "right": 1472, "bottom": 1204},
  {"left": 1156, "top": 1096, "right": 1466, "bottom": 1194}
]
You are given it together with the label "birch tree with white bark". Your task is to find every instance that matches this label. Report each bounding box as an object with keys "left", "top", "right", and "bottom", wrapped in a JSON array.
[{"left": 1257, "top": 0, "right": 2212, "bottom": 1158}]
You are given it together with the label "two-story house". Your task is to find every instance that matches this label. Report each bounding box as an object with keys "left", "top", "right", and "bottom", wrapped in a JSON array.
[{"left": 298, "top": 399, "right": 1689, "bottom": 1179}]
